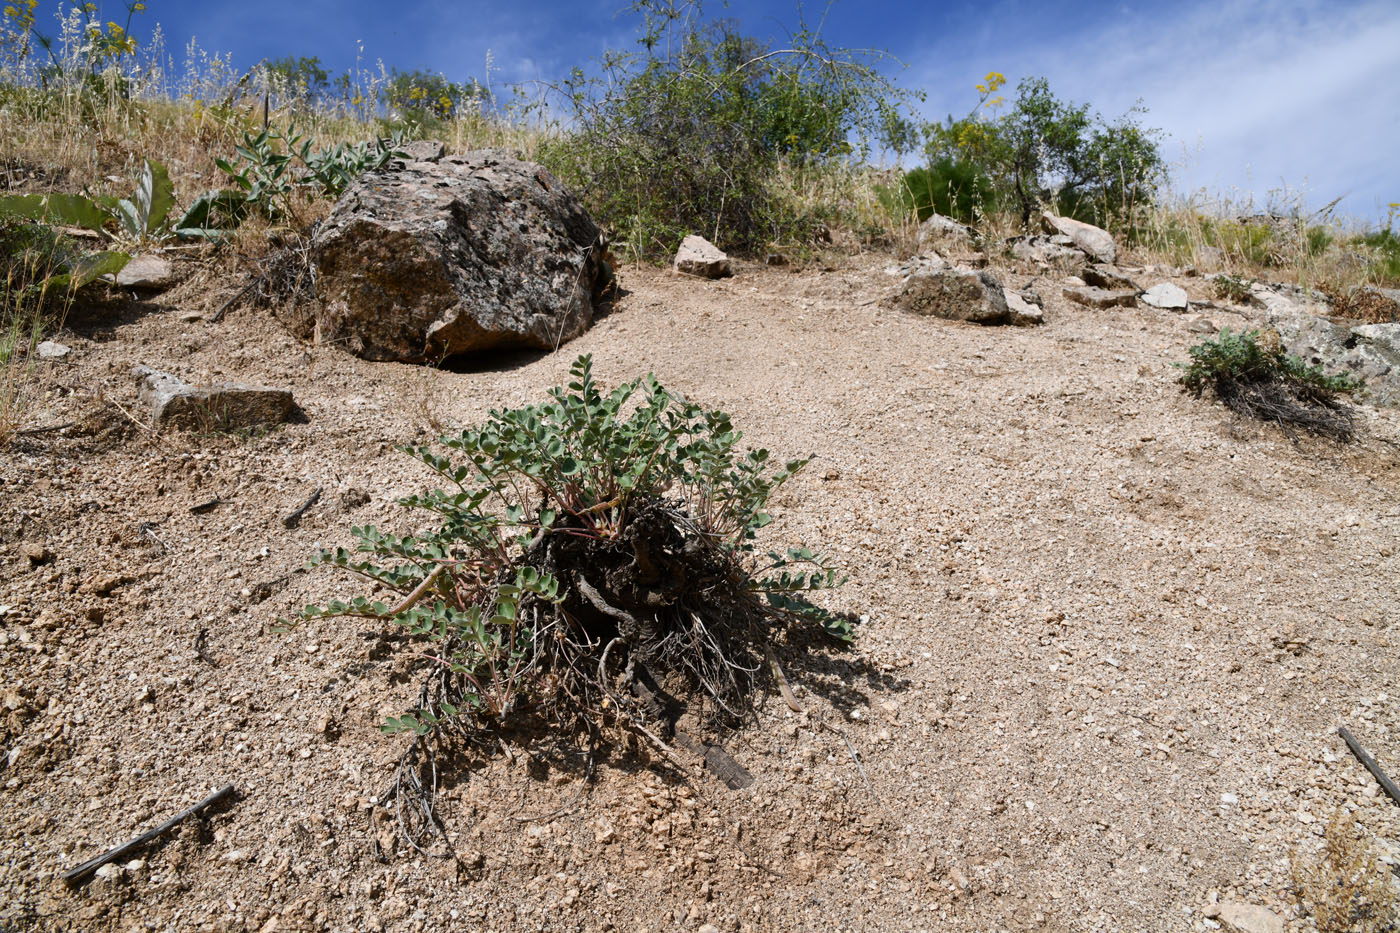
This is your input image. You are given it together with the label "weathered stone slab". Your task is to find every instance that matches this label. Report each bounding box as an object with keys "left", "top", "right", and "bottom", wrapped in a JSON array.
[{"left": 133, "top": 366, "right": 295, "bottom": 430}]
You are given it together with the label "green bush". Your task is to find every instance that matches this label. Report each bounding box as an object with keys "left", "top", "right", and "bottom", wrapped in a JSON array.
[
  {"left": 1179, "top": 328, "right": 1361, "bottom": 440},
  {"left": 212, "top": 121, "right": 406, "bottom": 225},
  {"left": 921, "top": 74, "right": 1165, "bottom": 230},
  {"left": 297, "top": 355, "right": 848, "bottom": 740},
  {"left": 1361, "top": 230, "right": 1400, "bottom": 283},
  {"left": 539, "top": 4, "right": 903, "bottom": 260},
  {"left": 893, "top": 157, "right": 996, "bottom": 224},
  {"left": 1211, "top": 273, "right": 1256, "bottom": 303},
  {"left": 1, "top": 216, "right": 125, "bottom": 441}
]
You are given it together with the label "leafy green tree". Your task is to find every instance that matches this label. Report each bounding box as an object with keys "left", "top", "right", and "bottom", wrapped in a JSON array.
[
  {"left": 381, "top": 67, "right": 483, "bottom": 123},
  {"left": 541, "top": 1, "right": 906, "bottom": 259},
  {"left": 263, "top": 55, "right": 329, "bottom": 104},
  {"left": 916, "top": 73, "right": 1166, "bottom": 229}
]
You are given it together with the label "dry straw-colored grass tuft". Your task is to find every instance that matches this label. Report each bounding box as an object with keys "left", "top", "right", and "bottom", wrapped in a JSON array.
[{"left": 1292, "top": 808, "right": 1400, "bottom": 933}]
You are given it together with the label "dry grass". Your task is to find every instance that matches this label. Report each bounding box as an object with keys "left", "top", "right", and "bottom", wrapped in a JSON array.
[
  {"left": 1292, "top": 808, "right": 1400, "bottom": 933},
  {"left": 1130, "top": 191, "right": 1400, "bottom": 294}
]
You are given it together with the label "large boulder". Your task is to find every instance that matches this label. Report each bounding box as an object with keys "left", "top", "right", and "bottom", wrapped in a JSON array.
[
  {"left": 894, "top": 258, "right": 1028, "bottom": 325},
  {"left": 303, "top": 149, "right": 608, "bottom": 362},
  {"left": 1041, "top": 211, "right": 1116, "bottom": 264}
]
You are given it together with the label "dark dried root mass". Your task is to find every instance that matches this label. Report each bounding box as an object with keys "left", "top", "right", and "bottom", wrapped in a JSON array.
[
  {"left": 530, "top": 495, "right": 767, "bottom": 726},
  {"left": 1213, "top": 374, "right": 1357, "bottom": 442}
]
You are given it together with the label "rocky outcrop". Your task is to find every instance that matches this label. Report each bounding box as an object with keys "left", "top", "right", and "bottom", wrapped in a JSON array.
[
  {"left": 1266, "top": 305, "right": 1400, "bottom": 406},
  {"left": 133, "top": 366, "right": 295, "bottom": 430},
  {"left": 1041, "top": 211, "right": 1116, "bottom": 264},
  {"left": 1063, "top": 285, "right": 1137, "bottom": 309},
  {"left": 1083, "top": 264, "right": 1139, "bottom": 292},
  {"left": 304, "top": 149, "right": 608, "bottom": 363},
  {"left": 1008, "top": 234, "right": 1084, "bottom": 268},
  {"left": 674, "top": 235, "right": 731, "bottom": 278},
  {"left": 893, "top": 257, "right": 1039, "bottom": 326}
]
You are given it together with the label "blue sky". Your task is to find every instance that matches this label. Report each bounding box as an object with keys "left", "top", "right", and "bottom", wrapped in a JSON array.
[{"left": 114, "top": 0, "right": 1400, "bottom": 225}]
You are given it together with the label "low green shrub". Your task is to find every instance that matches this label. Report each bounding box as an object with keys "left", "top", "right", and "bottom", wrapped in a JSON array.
[
  {"left": 296, "top": 355, "right": 848, "bottom": 742},
  {"left": 1211, "top": 273, "right": 1256, "bottom": 303},
  {"left": 1179, "top": 328, "right": 1361, "bottom": 441},
  {"left": 891, "top": 157, "right": 997, "bottom": 224},
  {"left": 1, "top": 216, "right": 125, "bottom": 441},
  {"left": 539, "top": 5, "right": 903, "bottom": 260},
  {"left": 213, "top": 122, "right": 406, "bottom": 225}
]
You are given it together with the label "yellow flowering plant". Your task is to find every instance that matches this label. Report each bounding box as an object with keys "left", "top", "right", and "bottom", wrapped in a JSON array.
[{"left": 2, "top": 0, "right": 144, "bottom": 74}]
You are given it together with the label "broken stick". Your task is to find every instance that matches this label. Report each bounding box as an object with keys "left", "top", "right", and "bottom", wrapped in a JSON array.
[
  {"left": 61, "top": 783, "right": 236, "bottom": 885},
  {"left": 1339, "top": 725, "right": 1400, "bottom": 807},
  {"left": 282, "top": 486, "right": 322, "bottom": 528}
]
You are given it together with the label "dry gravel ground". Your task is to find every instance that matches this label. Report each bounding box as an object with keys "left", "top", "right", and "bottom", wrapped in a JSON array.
[{"left": 2, "top": 252, "right": 1399, "bottom": 933}]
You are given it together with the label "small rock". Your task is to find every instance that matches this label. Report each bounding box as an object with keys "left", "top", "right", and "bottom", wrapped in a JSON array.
[
  {"left": 1141, "top": 282, "right": 1190, "bottom": 311},
  {"left": 918, "top": 214, "right": 983, "bottom": 265},
  {"left": 674, "top": 235, "right": 731, "bottom": 279},
  {"left": 133, "top": 365, "right": 296, "bottom": 431},
  {"left": 917, "top": 212, "right": 974, "bottom": 247},
  {"left": 19, "top": 543, "right": 52, "bottom": 566},
  {"left": 1083, "top": 264, "right": 1139, "bottom": 291},
  {"left": 93, "top": 863, "right": 125, "bottom": 882},
  {"left": 1008, "top": 235, "right": 1084, "bottom": 267},
  {"left": 221, "top": 849, "right": 247, "bottom": 862},
  {"left": 178, "top": 310, "right": 204, "bottom": 323},
  {"left": 113, "top": 254, "right": 175, "bottom": 289},
  {"left": 1041, "top": 211, "right": 1116, "bottom": 263},
  {"left": 85, "top": 574, "right": 126, "bottom": 596},
  {"left": 699, "top": 926, "right": 720, "bottom": 933},
  {"left": 1220, "top": 793, "right": 1238, "bottom": 806},
  {"left": 1005, "top": 290, "right": 1044, "bottom": 326},
  {"left": 1187, "top": 318, "right": 1217, "bottom": 334},
  {"left": 1063, "top": 285, "right": 1138, "bottom": 309},
  {"left": 1206, "top": 902, "right": 1285, "bottom": 933},
  {"left": 124, "top": 859, "right": 146, "bottom": 874},
  {"left": 36, "top": 340, "right": 71, "bottom": 360}
]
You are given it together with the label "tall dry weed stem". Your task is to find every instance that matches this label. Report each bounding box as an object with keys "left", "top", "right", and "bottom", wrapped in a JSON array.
[{"left": 1292, "top": 808, "right": 1400, "bottom": 933}]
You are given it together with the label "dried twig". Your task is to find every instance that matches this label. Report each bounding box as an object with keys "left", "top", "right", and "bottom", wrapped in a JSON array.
[
  {"left": 282, "top": 486, "right": 322, "bottom": 528},
  {"left": 209, "top": 275, "right": 262, "bottom": 324},
  {"left": 766, "top": 645, "right": 878, "bottom": 803},
  {"left": 61, "top": 784, "right": 236, "bottom": 885},
  {"left": 1339, "top": 725, "right": 1400, "bottom": 807},
  {"left": 194, "top": 628, "right": 217, "bottom": 666},
  {"left": 15, "top": 422, "right": 75, "bottom": 436}
]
